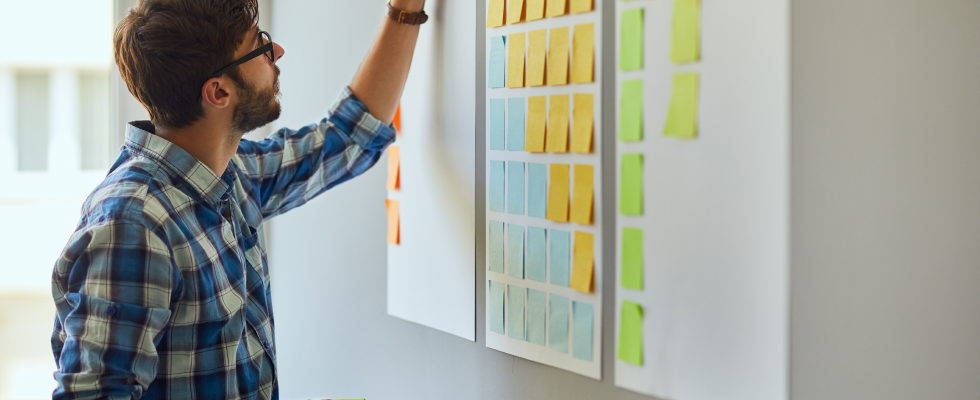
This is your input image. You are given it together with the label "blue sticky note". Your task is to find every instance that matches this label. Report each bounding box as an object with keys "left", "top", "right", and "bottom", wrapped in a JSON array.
[
  {"left": 507, "top": 223, "right": 524, "bottom": 279},
  {"left": 548, "top": 294, "right": 569, "bottom": 353},
  {"left": 507, "top": 98, "right": 526, "bottom": 151},
  {"left": 489, "top": 220, "right": 504, "bottom": 274},
  {"left": 572, "top": 301, "right": 594, "bottom": 361},
  {"left": 489, "top": 280, "right": 505, "bottom": 334},
  {"left": 526, "top": 288, "right": 546, "bottom": 346},
  {"left": 489, "top": 160, "right": 505, "bottom": 213},
  {"left": 489, "top": 99, "right": 506, "bottom": 151},
  {"left": 549, "top": 229, "right": 570, "bottom": 287},
  {"left": 489, "top": 36, "right": 506, "bottom": 88},
  {"left": 507, "top": 284, "right": 525, "bottom": 340},
  {"left": 507, "top": 161, "right": 525, "bottom": 215},
  {"left": 527, "top": 163, "right": 547, "bottom": 218},
  {"left": 526, "top": 227, "right": 546, "bottom": 282}
]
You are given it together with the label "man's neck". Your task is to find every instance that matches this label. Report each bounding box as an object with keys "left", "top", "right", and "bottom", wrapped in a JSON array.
[{"left": 155, "top": 122, "right": 240, "bottom": 177}]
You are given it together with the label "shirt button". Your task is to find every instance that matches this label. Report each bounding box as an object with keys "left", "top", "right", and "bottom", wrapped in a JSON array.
[
  {"left": 263, "top": 340, "right": 271, "bottom": 349},
  {"left": 107, "top": 306, "right": 116, "bottom": 316},
  {"left": 221, "top": 193, "right": 230, "bottom": 201}
]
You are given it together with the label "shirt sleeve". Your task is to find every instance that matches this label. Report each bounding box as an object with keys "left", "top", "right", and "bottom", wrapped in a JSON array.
[
  {"left": 52, "top": 218, "right": 178, "bottom": 400},
  {"left": 234, "top": 86, "right": 397, "bottom": 219}
]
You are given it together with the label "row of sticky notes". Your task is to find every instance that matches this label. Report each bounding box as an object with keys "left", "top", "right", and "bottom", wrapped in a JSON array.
[
  {"left": 488, "top": 23, "right": 595, "bottom": 89},
  {"left": 489, "top": 280, "right": 595, "bottom": 361},
  {"left": 487, "top": 0, "right": 595, "bottom": 28},
  {"left": 618, "top": 0, "right": 700, "bottom": 72},
  {"left": 489, "top": 94, "right": 594, "bottom": 154},
  {"left": 489, "top": 220, "right": 595, "bottom": 294},
  {"left": 489, "top": 161, "right": 594, "bottom": 225},
  {"left": 619, "top": 73, "right": 700, "bottom": 140}
]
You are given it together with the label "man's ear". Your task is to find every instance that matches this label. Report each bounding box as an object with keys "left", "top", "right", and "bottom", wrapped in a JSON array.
[{"left": 201, "top": 77, "right": 233, "bottom": 109}]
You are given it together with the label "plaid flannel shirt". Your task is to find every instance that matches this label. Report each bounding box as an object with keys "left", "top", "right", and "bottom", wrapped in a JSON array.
[{"left": 50, "top": 87, "right": 395, "bottom": 400}]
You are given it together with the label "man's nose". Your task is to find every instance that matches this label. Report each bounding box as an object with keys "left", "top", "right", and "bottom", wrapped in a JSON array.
[{"left": 273, "top": 42, "right": 285, "bottom": 62}]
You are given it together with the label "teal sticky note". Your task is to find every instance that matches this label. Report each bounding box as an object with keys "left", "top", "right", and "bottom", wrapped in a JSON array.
[
  {"left": 526, "top": 227, "right": 546, "bottom": 282},
  {"left": 489, "top": 160, "right": 505, "bottom": 213},
  {"left": 549, "top": 229, "right": 570, "bottom": 287},
  {"left": 507, "top": 223, "right": 524, "bottom": 279},
  {"left": 489, "top": 280, "right": 505, "bottom": 334},
  {"left": 507, "top": 98, "right": 526, "bottom": 151},
  {"left": 572, "top": 301, "right": 594, "bottom": 361},
  {"left": 526, "top": 288, "right": 546, "bottom": 346},
  {"left": 507, "top": 161, "right": 525, "bottom": 215},
  {"left": 507, "top": 284, "right": 525, "bottom": 340},
  {"left": 489, "top": 220, "right": 505, "bottom": 274},
  {"left": 489, "top": 99, "right": 506, "bottom": 151},
  {"left": 548, "top": 294, "right": 569, "bottom": 353},
  {"left": 489, "top": 36, "right": 506, "bottom": 88},
  {"left": 527, "top": 163, "right": 547, "bottom": 218}
]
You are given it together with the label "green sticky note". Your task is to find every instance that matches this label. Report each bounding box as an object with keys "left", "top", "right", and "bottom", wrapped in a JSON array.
[
  {"left": 620, "top": 154, "right": 643, "bottom": 215},
  {"left": 617, "top": 300, "right": 643, "bottom": 366},
  {"left": 663, "top": 72, "right": 699, "bottom": 138},
  {"left": 620, "top": 8, "right": 643, "bottom": 71},
  {"left": 670, "top": 0, "right": 700, "bottom": 64},
  {"left": 619, "top": 79, "right": 643, "bottom": 142},
  {"left": 621, "top": 227, "right": 643, "bottom": 290}
]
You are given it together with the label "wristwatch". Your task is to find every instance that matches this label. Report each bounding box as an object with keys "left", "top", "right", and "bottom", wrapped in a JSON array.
[{"left": 387, "top": 2, "right": 428, "bottom": 25}]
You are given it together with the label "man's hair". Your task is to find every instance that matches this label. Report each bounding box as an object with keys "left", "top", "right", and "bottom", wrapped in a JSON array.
[{"left": 114, "top": 0, "right": 259, "bottom": 129}]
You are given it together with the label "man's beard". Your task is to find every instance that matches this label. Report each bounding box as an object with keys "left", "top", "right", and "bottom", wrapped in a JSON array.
[{"left": 229, "top": 66, "right": 281, "bottom": 136}]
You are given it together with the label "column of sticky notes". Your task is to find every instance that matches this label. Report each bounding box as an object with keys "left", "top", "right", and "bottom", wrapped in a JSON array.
[{"left": 485, "top": 0, "right": 603, "bottom": 380}]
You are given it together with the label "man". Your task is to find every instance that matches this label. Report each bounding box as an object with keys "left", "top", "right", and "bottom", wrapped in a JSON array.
[{"left": 49, "top": 0, "right": 426, "bottom": 398}]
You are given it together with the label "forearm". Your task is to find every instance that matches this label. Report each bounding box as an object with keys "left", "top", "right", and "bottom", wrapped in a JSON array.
[{"left": 349, "top": 0, "right": 425, "bottom": 124}]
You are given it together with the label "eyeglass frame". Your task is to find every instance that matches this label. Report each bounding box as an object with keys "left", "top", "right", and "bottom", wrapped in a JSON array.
[{"left": 198, "top": 30, "right": 275, "bottom": 102}]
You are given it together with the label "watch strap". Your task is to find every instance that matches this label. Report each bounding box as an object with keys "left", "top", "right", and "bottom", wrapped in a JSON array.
[{"left": 387, "top": 3, "right": 428, "bottom": 25}]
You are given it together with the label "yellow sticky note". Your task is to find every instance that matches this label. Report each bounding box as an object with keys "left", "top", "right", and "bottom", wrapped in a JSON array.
[
  {"left": 570, "top": 231, "right": 594, "bottom": 293},
  {"left": 547, "top": 27, "right": 569, "bottom": 86},
  {"left": 527, "top": 0, "right": 545, "bottom": 20},
  {"left": 670, "top": 0, "right": 701, "bottom": 64},
  {"left": 546, "top": 95, "right": 569, "bottom": 153},
  {"left": 663, "top": 72, "right": 699, "bottom": 138},
  {"left": 571, "top": 93, "right": 593, "bottom": 153},
  {"left": 546, "top": 0, "right": 567, "bottom": 17},
  {"left": 507, "top": 0, "right": 525, "bottom": 24},
  {"left": 571, "top": 23, "right": 594, "bottom": 83},
  {"left": 527, "top": 30, "right": 547, "bottom": 87},
  {"left": 507, "top": 32, "right": 526, "bottom": 88},
  {"left": 385, "top": 199, "right": 399, "bottom": 244},
  {"left": 570, "top": 0, "right": 593, "bottom": 13},
  {"left": 546, "top": 164, "right": 569, "bottom": 222},
  {"left": 487, "top": 0, "right": 505, "bottom": 28},
  {"left": 570, "top": 164, "right": 593, "bottom": 225},
  {"left": 525, "top": 96, "right": 547, "bottom": 152},
  {"left": 386, "top": 145, "right": 400, "bottom": 190}
]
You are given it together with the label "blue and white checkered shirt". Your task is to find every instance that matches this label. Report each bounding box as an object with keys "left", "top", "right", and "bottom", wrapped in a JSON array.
[{"left": 50, "top": 87, "right": 395, "bottom": 400}]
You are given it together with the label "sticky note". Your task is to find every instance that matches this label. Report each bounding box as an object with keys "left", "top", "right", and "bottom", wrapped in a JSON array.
[
  {"left": 572, "top": 301, "right": 593, "bottom": 361},
  {"left": 622, "top": 227, "right": 643, "bottom": 290},
  {"left": 663, "top": 72, "right": 699, "bottom": 138},
  {"left": 487, "top": 0, "right": 505, "bottom": 28},
  {"left": 527, "top": 163, "right": 547, "bottom": 218},
  {"left": 526, "top": 227, "right": 546, "bottom": 282},
  {"left": 386, "top": 145, "right": 400, "bottom": 190},
  {"left": 571, "top": 0, "right": 592, "bottom": 13},
  {"left": 619, "top": 79, "right": 643, "bottom": 141},
  {"left": 489, "top": 160, "right": 505, "bottom": 213},
  {"left": 547, "top": 27, "right": 569, "bottom": 86},
  {"left": 526, "top": 288, "right": 546, "bottom": 346},
  {"left": 507, "top": 32, "right": 526, "bottom": 88},
  {"left": 570, "top": 23, "right": 594, "bottom": 84},
  {"left": 489, "top": 98, "right": 506, "bottom": 150},
  {"left": 385, "top": 199, "right": 399, "bottom": 245},
  {"left": 507, "top": 0, "right": 525, "bottom": 24},
  {"left": 571, "top": 93, "right": 593, "bottom": 153},
  {"left": 527, "top": 30, "right": 547, "bottom": 87},
  {"left": 546, "top": 95, "right": 569, "bottom": 153},
  {"left": 618, "top": 300, "right": 643, "bottom": 365},
  {"left": 548, "top": 294, "right": 569, "bottom": 353},
  {"left": 670, "top": 0, "right": 701, "bottom": 64},
  {"left": 570, "top": 164, "right": 593, "bottom": 225},
  {"left": 489, "top": 36, "right": 507, "bottom": 88},
  {"left": 525, "top": 96, "right": 547, "bottom": 152},
  {"left": 507, "top": 161, "right": 525, "bottom": 215},
  {"left": 507, "top": 284, "right": 526, "bottom": 340},
  {"left": 507, "top": 223, "right": 525, "bottom": 279},
  {"left": 570, "top": 231, "right": 594, "bottom": 293},
  {"left": 527, "top": 0, "right": 545, "bottom": 20},
  {"left": 546, "top": 0, "right": 567, "bottom": 17},
  {"left": 620, "top": 154, "right": 643, "bottom": 215},
  {"left": 489, "top": 280, "right": 505, "bottom": 334},
  {"left": 549, "top": 229, "right": 570, "bottom": 287},
  {"left": 507, "top": 98, "right": 525, "bottom": 151},
  {"left": 546, "top": 164, "right": 569, "bottom": 222},
  {"left": 393, "top": 103, "right": 402, "bottom": 133},
  {"left": 620, "top": 8, "right": 643, "bottom": 71},
  {"left": 489, "top": 220, "right": 505, "bottom": 274}
]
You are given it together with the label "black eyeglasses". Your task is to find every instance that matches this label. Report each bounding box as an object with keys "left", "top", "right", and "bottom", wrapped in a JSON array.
[{"left": 210, "top": 30, "right": 275, "bottom": 78}]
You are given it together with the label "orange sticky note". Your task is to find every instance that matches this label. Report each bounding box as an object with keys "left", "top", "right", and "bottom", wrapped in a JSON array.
[
  {"left": 527, "top": 29, "right": 547, "bottom": 87},
  {"left": 546, "top": 95, "right": 569, "bottom": 153},
  {"left": 546, "top": 164, "right": 569, "bottom": 222},
  {"left": 571, "top": 93, "right": 593, "bottom": 153},
  {"left": 385, "top": 199, "right": 400, "bottom": 244},
  {"left": 570, "top": 164, "right": 593, "bottom": 225},
  {"left": 546, "top": 0, "right": 567, "bottom": 17},
  {"left": 507, "top": 0, "right": 525, "bottom": 24},
  {"left": 507, "top": 32, "right": 526, "bottom": 88},
  {"left": 525, "top": 96, "right": 547, "bottom": 152},
  {"left": 527, "top": 0, "right": 545, "bottom": 20},
  {"left": 393, "top": 104, "right": 402, "bottom": 134},
  {"left": 570, "top": 231, "right": 594, "bottom": 293},
  {"left": 570, "top": 0, "right": 593, "bottom": 13},
  {"left": 547, "top": 27, "right": 569, "bottom": 86},
  {"left": 386, "top": 146, "right": 400, "bottom": 190},
  {"left": 571, "top": 23, "right": 594, "bottom": 83},
  {"left": 487, "top": 0, "right": 505, "bottom": 28}
]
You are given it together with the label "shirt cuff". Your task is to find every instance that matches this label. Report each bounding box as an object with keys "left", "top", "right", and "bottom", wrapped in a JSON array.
[{"left": 327, "top": 86, "right": 397, "bottom": 152}]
